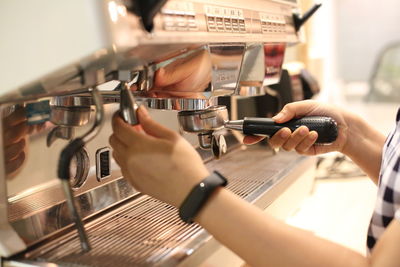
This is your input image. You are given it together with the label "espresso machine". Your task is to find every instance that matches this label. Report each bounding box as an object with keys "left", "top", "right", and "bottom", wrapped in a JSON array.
[{"left": 0, "top": 0, "right": 331, "bottom": 266}]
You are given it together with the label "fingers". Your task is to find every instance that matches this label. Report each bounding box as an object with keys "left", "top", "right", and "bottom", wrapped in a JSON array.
[
  {"left": 295, "top": 131, "right": 318, "bottom": 153},
  {"left": 282, "top": 126, "right": 310, "bottom": 151},
  {"left": 111, "top": 113, "right": 147, "bottom": 145},
  {"left": 137, "top": 107, "right": 177, "bottom": 140},
  {"left": 272, "top": 100, "right": 317, "bottom": 123},
  {"left": 109, "top": 134, "right": 127, "bottom": 155},
  {"left": 243, "top": 135, "right": 266, "bottom": 145},
  {"left": 268, "top": 128, "right": 291, "bottom": 149},
  {"left": 268, "top": 127, "right": 319, "bottom": 153}
]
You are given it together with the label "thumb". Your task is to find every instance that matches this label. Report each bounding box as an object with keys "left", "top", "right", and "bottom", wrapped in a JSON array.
[{"left": 137, "top": 106, "right": 177, "bottom": 140}]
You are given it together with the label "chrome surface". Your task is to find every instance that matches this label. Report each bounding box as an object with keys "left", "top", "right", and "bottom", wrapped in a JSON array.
[
  {"left": 238, "top": 86, "right": 266, "bottom": 96},
  {"left": 60, "top": 179, "right": 91, "bottom": 252},
  {"left": 224, "top": 120, "right": 244, "bottom": 131},
  {"left": 1, "top": 0, "right": 298, "bottom": 104},
  {"left": 1, "top": 0, "right": 301, "bottom": 262},
  {"left": 144, "top": 97, "right": 217, "bottom": 111},
  {"left": 57, "top": 88, "right": 105, "bottom": 252},
  {"left": 177, "top": 106, "right": 228, "bottom": 133},
  {"left": 47, "top": 127, "right": 75, "bottom": 147},
  {"left": 10, "top": 148, "right": 311, "bottom": 267},
  {"left": 50, "top": 106, "right": 91, "bottom": 127},
  {"left": 237, "top": 43, "right": 265, "bottom": 96},
  {"left": 81, "top": 88, "right": 105, "bottom": 144},
  {"left": 197, "top": 132, "right": 213, "bottom": 150}
]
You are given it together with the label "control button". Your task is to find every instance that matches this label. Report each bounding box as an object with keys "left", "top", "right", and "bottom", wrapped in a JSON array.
[
  {"left": 96, "top": 147, "right": 111, "bottom": 181},
  {"left": 207, "top": 16, "right": 216, "bottom": 31}
]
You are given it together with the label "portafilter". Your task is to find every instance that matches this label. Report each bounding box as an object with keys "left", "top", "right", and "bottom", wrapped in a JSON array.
[{"left": 178, "top": 105, "right": 338, "bottom": 145}]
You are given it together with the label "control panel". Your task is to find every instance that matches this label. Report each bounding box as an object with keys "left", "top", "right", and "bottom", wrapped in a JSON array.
[{"left": 159, "top": 0, "right": 296, "bottom": 39}]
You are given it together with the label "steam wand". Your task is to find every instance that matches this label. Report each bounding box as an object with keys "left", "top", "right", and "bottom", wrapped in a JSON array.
[
  {"left": 293, "top": 3, "right": 322, "bottom": 32},
  {"left": 57, "top": 87, "right": 105, "bottom": 252}
]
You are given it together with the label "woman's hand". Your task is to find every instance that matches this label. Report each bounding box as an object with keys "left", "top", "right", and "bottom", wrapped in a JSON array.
[
  {"left": 244, "top": 100, "right": 349, "bottom": 156},
  {"left": 109, "top": 107, "right": 209, "bottom": 208}
]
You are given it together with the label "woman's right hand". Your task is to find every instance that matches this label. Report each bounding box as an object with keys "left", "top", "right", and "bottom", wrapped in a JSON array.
[{"left": 245, "top": 100, "right": 350, "bottom": 156}]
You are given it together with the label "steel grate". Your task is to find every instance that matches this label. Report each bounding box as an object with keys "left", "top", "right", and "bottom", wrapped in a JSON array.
[{"left": 24, "top": 149, "right": 301, "bottom": 266}]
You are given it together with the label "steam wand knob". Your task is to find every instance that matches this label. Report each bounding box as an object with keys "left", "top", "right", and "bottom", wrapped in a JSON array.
[{"left": 119, "top": 82, "right": 139, "bottom": 125}]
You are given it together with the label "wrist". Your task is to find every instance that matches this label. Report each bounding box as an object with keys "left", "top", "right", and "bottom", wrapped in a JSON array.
[
  {"left": 178, "top": 171, "right": 228, "bottom": 223},
  {"left": 338, "top": 110, "right": 357, "bottom": 155},
  {"left": 340, "top": 111, "right": 385, "bottom": 157}
]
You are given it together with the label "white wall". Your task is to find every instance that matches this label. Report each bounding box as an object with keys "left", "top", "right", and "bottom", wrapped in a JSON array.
[{"left": 336, "top": 0, "right": 400, "bottom": 82}]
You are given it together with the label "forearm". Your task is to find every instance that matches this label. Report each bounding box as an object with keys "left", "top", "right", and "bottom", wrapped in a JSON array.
[
  {"left": 195, "top": 188, "right": 368, "bottom": 267},
  {"left": 341, "top": 111, "right": 386, "bottom": 183}
]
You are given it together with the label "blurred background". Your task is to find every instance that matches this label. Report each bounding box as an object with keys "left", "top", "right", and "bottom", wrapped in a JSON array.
[
  {"left": 281, "top": 0, "right": 400, "bottom": 256},
  {"left": 288, "top": 0, "right": 400, "bottom": 105}
]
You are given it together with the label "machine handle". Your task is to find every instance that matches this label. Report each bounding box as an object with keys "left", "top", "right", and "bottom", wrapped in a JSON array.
[{"left": 243, "top": 116, "right": 338, "bottom": 144}]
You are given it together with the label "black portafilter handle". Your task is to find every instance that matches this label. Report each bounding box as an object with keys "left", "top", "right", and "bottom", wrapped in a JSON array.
[{"left": 243, "top": 116, "right": 338, "bottom": 144}]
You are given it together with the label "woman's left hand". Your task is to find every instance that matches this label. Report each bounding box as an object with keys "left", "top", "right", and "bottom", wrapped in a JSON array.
[{"left": 109, "top": 107, "right": 209, "bottom": 208}]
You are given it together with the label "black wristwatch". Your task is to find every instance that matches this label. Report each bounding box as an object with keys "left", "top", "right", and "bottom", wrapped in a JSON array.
[{"left": 179, "top": 171, "right": 228, "bottom": 223}]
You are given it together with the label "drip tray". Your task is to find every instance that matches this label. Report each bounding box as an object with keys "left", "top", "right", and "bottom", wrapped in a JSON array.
[{"left": 17, "top": 148, "right": 312, "bottom": 267}]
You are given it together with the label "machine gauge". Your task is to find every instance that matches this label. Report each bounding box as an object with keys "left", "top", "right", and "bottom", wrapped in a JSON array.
[{"left": 69, "top": 148, "right": 90, "bottom": 190}]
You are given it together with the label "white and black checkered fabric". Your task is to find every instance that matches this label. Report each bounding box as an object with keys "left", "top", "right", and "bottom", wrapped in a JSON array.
[{"left": 367, "top": 109, "right": 400, "bottom": 250}]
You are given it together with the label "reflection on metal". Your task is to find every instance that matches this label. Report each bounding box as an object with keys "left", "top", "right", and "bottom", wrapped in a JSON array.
[
  {"left": 47, "top": 99, "right": 91, "bottom": 147},
  {"left": 209, "top": 44, "right": 245, "bottom": 97},
  {"left": 144, "top": 97, "right": 216, "bottom": 111},
  {"left": 238, "top": 86, "right": 266, "bottom": 96},
  {"left": 178, "top": 106, "right": 229, "bottom": 133},
  {"left": 237, "top": 43, "right": 265, "bottom": 96},
  {"left": 47, "top": 126, "right": 74, "bottom": 147},
  {"left": 11, "top": 149, "right": 309, "bottom": 267},
  {"left": 57, "top": 87, "right": 105, "bottom": 252},
  {"left": 198, "top": 132, "right": 213, "bottom": 150},
  {"left": 50, "top": 106, "right": 91, "bottom": 127},
  {"left": 2, "top": 0, "right": 300, "bottom": 261},
  {"left": 263, "top": 43, "right": 286, "bottom": 86}
]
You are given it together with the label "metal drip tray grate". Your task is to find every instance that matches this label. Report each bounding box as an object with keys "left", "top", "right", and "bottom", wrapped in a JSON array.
[
  {"left": 29, "top": 197, "right": 202, "bottom": 266},
  {"left": 22, "top": 149, "right": 303, "bottom": 267}
]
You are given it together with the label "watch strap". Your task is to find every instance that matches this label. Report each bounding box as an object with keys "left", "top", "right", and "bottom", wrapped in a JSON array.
[{"left": 179, "top": 171, "right": 227, "bottom": 223}]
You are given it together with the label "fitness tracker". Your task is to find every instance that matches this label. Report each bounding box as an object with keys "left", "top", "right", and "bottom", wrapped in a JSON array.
[{"left": 179, "top": 171, "right": 228, "bottom": 223}]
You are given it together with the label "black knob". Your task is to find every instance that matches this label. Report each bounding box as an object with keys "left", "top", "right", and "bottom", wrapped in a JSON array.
[{"left": 125, "top": 0, "right": 167, "bottom": 32}]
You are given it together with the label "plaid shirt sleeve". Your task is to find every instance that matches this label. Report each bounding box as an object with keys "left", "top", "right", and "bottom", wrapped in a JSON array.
[{"left": 367, "top": 108, "right": 400, "bottom": 250}]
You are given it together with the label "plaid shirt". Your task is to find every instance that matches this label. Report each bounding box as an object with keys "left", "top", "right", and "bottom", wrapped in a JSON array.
[{"left": 367, "top": 109, "right": 400, "bottom": 250}]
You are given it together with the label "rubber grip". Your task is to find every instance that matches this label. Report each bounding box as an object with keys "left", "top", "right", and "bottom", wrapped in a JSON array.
[{"left": 243, "top": 116, "right": 338, "bottom": 144}]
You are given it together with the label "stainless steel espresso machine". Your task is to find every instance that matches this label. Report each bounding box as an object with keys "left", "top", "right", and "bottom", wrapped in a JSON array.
[{"left": 0, "top": 0, "right": 329, "bottom": 266}]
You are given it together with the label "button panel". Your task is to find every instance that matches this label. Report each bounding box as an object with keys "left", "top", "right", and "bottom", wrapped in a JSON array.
[
  {"left": 260, "top": 13, "right": 286, "bottom": 34},
  {"left": 205, "top": 5, "right": 246, "bottom": 33},
  {"left": 162, "top": 2, "right": 198, "bottom": 31}
]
